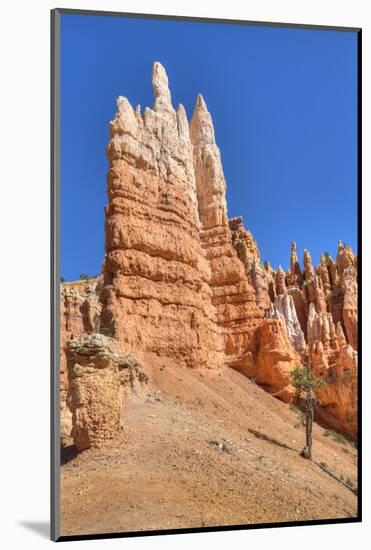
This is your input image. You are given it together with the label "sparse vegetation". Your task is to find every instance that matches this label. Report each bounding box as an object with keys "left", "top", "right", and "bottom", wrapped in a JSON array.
[
  {"left": 323, "top": 252, "right": 330, "bottom": 265},
  {"left": 79, "top": 273, "right": 92, "bottom": 280},
  {"left": 323, "top": 429, "right": 348, "bottom": 445},
  {"left": 60, "top": 276, "right": 66, "bottom": 282},
  {"left": 290, "top": 364, "right": 325, "bottom": 459},
  {"left": 346, "top": 477, "right": 354, "bottom": 488}
]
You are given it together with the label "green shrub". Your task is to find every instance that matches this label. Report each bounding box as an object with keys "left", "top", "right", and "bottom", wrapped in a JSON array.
[{"left": 323, "top": 429, "right": 348, "bottom": 445}]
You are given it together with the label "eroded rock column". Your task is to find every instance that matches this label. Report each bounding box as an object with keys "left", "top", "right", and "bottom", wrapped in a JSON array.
[
  {"left": 66, "top": 334, "right": 148, "bottom": 451},
  {"left": 101, "top": 63, "right": 224, "bottom": 369},
  {"left": 190, "top": 95, "right": 266, "bottom": 373}
]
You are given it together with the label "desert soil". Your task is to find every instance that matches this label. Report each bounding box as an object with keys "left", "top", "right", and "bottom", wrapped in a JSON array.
[{"left": 61, "top": 355, "right": 357, "bottom": 536}]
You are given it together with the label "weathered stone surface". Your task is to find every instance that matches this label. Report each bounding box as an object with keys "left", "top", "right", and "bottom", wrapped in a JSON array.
[
  {"left": 307, "top": 304, "right": 358, "bottom": 437},
  {"left": 273, "top": 294, "right": 306, "bottom": 353},
  {"left": 275, "top": 266, "right": 287, "bottom": 296},
  {"left": 102, "top": 63, "right": 224, "bottom": 370},
  {"left": 284, "top": 242, "right": 358, "bottom": 438},
  {"left": 190, "top": 94, "right": 265, "bottom": 368},
  {"left": 289, "top": 242, "right": 304, "bottom": 286},
  {"left": 66, "top": 334, "right": 148, "bottom": 451},
  {"left": 255, "top": 319, "right": 301, "bottom": 402},
  {"left": 60, "top": 349, "right": 72, "bottom": 448},
  {"left": 61, "top": 278, "right": 102, "bottom": 339},
  {"left": 303, "top": 249, "right": 314, "bottom": 280},
  {"left": 229, "top": 216, "right": 260, "bottom": 263},
  {"left": 229, "top": 217, "right": 271, "bottom": 311},
  {"left": 60, "top": 278, "right": 102, "bottom": 447},
  {"left": 342, "top": 266, "right": 358, "bottom": 350}
]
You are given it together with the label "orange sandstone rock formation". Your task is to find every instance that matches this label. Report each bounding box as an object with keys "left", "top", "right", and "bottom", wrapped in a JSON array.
[
  {"left": 190, "top": 96, "right": 268, "bottom": 373},
  {"left": 60, "top": 62, "right": 358, "bottom": 445},
  {"left": 281, "top": 241, "right": 358, "bottom": 438},
  {"left": 255, "top": 319, "right": 302, "bottom": 402},
  {"left": 101, "top": 62, "right": 223, "bottom": 370},
  {"left": 67, "top": 334, "right": 147, "bottom": 451},
  {"left": 60, "top": 279, "right": 102, "bottom": 447}
]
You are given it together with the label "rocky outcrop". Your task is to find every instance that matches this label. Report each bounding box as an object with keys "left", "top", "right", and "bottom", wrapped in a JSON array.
[
  {"left": 229, "top": 216, "right": 271, "bottom": 311},
  {"left": 60, "top": 278, "right": 102, "bottom": 447},
  {"left": 61, "top": 278, "right": 102, "bottom": 339},
  {"left": 66, "top": 334, "right": 147, "bottom": 451},
  {"left": 273, "top": 294, "right": 306, "bottom": 353},
  {"left": 282, "top": 241, "right": 358, "bottom": 438},
  {"left": 101, "top": 62, "right": 223, "bottom": 370},
  {"left": 229, "top": 216, "right": 260, "bottom": 263},
  {"left": 307, "top": 304, "right": 357, "bottom": 437},
  {"left": 60, "top": 350, "right": 72, "bottom": 448},
  {"left": 190, "top": 95, "right": 263, "bottom": 356},
  {"left": 255, "top": 319, "right": 302, "bottom": 403},
  {"left": 60, "top": 62, "right": 358, "bottom": 444},
  {"left": 341, "top": 265, "right": 358, "bottom": 350}
]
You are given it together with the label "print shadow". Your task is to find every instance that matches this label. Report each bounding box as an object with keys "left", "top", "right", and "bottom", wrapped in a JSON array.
[{"left": 18, "top": 521, "right": 49, "bottom": 539}]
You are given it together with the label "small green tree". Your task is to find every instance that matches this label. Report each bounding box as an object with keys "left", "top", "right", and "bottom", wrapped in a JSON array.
[
  {"left": 60, "top": 276, "right": 65, "bottom": 283},
  {"left": 79, "top": 273, "right": 90, "bottom": 280},
  {"left": 291, "top": 363, "right": 325, "bottom": 460},
  {"left": 323, "top": 252, "right": 330, "bottom": 265}
]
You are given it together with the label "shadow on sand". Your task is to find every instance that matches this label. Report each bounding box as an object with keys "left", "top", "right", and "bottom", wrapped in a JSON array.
[{"left": 61, "top": 444, "right": 78, "bottom": 465}]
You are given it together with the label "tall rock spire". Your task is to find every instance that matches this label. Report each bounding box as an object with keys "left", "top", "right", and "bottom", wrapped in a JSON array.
[
  {"left": 316, "top": 253, "right": 331, "bottom": 294},
  {"left": 290, "top": 241, "right": 299, "bottom": 271},
  {"left": 275, "top": 265, "right": 287, "bottom": 295},
  {"left": 102, "top": 62, "right": 224, "bottom": 369},
  {"left": 189, "top": 94, "right": 227, "bottom": 229},
  {"left": 303, "top": 249, "right": 314, "bottom": 280},
  {"left": 176, "top": 103, "right": 190, "bottom": 142},
  {"left": 189, "top": 94, "right": 215, "bottom": 145},
  {"left": 290, "top": 241, "right": 303, "bottom": 285},
  {"left": 190, "top": 91, "right": 264, "bottom": 369},
  {"left": 152, "top": 61, "right": 174, "bottom": 112}
]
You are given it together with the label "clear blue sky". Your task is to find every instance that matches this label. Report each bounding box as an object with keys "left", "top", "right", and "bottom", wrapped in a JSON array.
[{"left": 60, "top": 13, "right": 358, "bottom": 281}]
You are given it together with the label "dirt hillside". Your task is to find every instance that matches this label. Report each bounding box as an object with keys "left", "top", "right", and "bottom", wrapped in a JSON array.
[{"left": 61, "top": 355, "right": 357, "bottom": 536}]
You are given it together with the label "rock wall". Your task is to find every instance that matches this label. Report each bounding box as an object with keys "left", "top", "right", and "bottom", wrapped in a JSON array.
[
  {"left": 190, "top": 97, "right": 269, "bottom": 374},
  {"left": 101, "top": 62, "right": 223, "bottom": 370},
  {"left": 277, "top": 241, "right": 358, "bottom": 438},
  {"left": 60, "top": 278, "right": 102, "bottom": 447},
  {"left": 60, "top": 62, "right": 358, "bottom": 444}
]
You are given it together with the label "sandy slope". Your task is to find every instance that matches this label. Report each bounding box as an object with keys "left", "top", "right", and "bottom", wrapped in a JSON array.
[{"left": 61, "top": 355, "right": 357, "bottom": 536}]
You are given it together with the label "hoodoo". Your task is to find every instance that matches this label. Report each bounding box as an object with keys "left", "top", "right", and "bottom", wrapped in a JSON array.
[{"left": 60, "top": 63, "right": 358, "bottom": 449}]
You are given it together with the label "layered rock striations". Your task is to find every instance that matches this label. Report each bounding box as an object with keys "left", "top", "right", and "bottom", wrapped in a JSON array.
[
  {"left": 190, "top": 97, "right": 270, "bottom": 374},
  {"left": 278, "top": 241, "right": 358, "bottom": 438},
  {"left": 60, "top": 278, "right": 102, "bottom": 447},
  {"left": 101, "top": 62, "right": 223, "bottom": 370},
  {"left": 60, "top": 62, "right": 358, "bottom": 444},
  {"left": 67, "top": 334, "right": 147, "bottom": 451}
]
